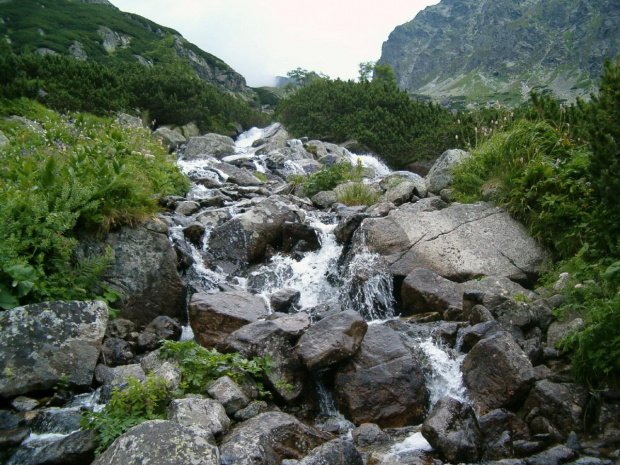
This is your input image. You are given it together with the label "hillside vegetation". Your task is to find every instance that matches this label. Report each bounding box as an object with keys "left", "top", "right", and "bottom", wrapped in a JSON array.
[{"left": 451, "top": 57, "right": 620, "bottom": 388}]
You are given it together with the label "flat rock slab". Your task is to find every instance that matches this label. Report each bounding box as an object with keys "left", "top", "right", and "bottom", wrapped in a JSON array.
[
  {"left": 189, "top": 291, "right": 269, "bottom": 349},
  {"left": 0, "top": 301, "right": 108, "bottom": 398},
  {"left": 361, "top": 202, "right": 550, "bottom": 283}
]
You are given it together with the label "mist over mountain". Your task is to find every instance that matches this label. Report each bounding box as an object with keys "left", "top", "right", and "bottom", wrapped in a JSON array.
[{"left": 379, "top": 0, "right": 620, "bottom": 108}]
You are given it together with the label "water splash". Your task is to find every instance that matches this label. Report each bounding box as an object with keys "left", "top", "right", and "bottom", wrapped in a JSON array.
[
  {"left": 347, "top": 150, "right": 392, "bottom": 178},
  {"left": 340, "top": 248, "right": 395, "bottom": 321},
  {"left": 418, "top": 338, "right": 468, "bottom": 406}
]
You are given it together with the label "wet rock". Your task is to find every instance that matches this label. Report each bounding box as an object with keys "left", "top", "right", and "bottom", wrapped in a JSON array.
[
  {"left": 523, "top": 444, "right": 578, "bottom": 464},
  {"left": 298, "top": 438, "right": 364, "bottom": 465},
  {"left": 334, "top": 213, "right": 367, "bottom": 244},
  {"left": 207, "top": 376, "right": 250, "bottom": 415},
  {"left": 401, "top": 268, "right": 461, "bottom": 316},
  {"left": 361, "top": 202, "right": 550, "bottom": 283},
  {"left": 175, "top": 200, "right": 200, "bottom": 216},
  {"left": 270, "top": 288, "right": 301, "bottom": 313},
  {"left": 168, "top": 396, "right": 231, "bottom": 436},
  {"left": 77, "top": 219, "right": 184, "bottom": 327},
  {"left": 462, "top": 331, "right": 536, "bottom": 414},
  {"left": 217, "top": 162, "right": 264, "bottom": 186},
  {"left": 208, "top": 197, "right": 301, "bottom": 266},
  {"left": 189, "top": 291, "right": 269, "bottom": 349},
  {"left": 225, "top": 320, "right": 306, "bottom": 402},
  {"left": 219, "top": 411, "right": 330, "bottom": 465},
  {"left": 298, "top": 310, "right": 368, "bottom": 371},
  {"left": 458, "top": 321, "right": 502, "bottom": 352},
  {"left": 27, "top": 407, "right": 82, "bottom": 434},
  {"left": 334, "top": 325, "right": 429, "bottom": 427},
  {"left": 479, "top": 408, "right": 530, "bottom": 460},
  {"left": 153, "top": 127, "right": 186, "bottom": 150},
  {"left": 282, "top": 222, "right": 321, "bottom": 252},
  {"left": 11, "top": 396, "right": 39, "bottom": 412},
  {"left": 11, "top": 429, "right": 97, "bottom": 465},
  {"left": 92, "top": 420, "right": 219, "bottom": 465},
  {"left": 311, "top": 191, "right": 338, "bottom": 209},
  {"left": 184, "top": 133, "right": 236, "bottom": 159},
  {"left": 0, "top": 301, "right": 108, "bottom": 397},
  {"left": 0, "top": 427, "right": 30, "bottom": 448},
  {"left": 306, "top": 303, "right": 343, "bottom": 322},
  {"left": 425, "top": 149, "right": 471, "bottom": 194},
  {"left": 352, "top": 423, "right": 393, "bottom": 447},
  {"left": 421, "top": 396, "right": 482, "bottom": 463},
  {"left": 182, "top": 223, "right": 206, "bottom": 246},
  {"left": 105, "top": 318, "right": 136, "bottom": 339},
  {"left": 522, "top": 380, "right": 589, "bottom": 440},
  {"left": 269, "top": 312, "right": 311, "bottom": 336},
  {"left": 233, "top": 400, "right": 269, "bottom": 422},
  {"left": 195, "top": 208, "right": 231, "bottom": 229},
  {"left": 137, "top": 316, "right": 182, "bottom": 352},
  {"left": 99, "top": 337, "right": 135, "bottom": 366},
  {"left": 596, "top": 402, "right": 620, "bottom": 445},
  {"left": 365, "top": 201, "right": 395, "bottom": 217}
]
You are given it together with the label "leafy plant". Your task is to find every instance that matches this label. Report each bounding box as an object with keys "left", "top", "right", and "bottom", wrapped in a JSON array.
[
  {"left": 336, "top": 182, "right": 380, "bottom": 207},
  {"left": 81, "top": 374, "right": 171, "bottom": 454},
  {"left": 159, "top": 340, "right": 273, "bottom": 395}
]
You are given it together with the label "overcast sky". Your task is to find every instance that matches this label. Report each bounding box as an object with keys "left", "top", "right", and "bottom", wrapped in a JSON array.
[{"left": 109, "top": 0, "right": 439, "bottom": 87}]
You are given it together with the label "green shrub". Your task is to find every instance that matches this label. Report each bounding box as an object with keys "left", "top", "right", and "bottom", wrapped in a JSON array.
[
  {"left": 336, "top": 182, "right": 380, "bottom": 207},
  {"left": 0, "top": 108, "right": 189, "bottom": 309},
  {"left": 159, "top": 340, "right": 273, "bottom": 396},
  {"left": 81, "top": 374, "right": 171, "bottom": 454}
]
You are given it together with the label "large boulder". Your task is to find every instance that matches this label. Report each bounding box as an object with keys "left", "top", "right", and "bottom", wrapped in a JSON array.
[
  {"left": 168, "top": 396, "right": 231, "bottom": 436},
  {"left": 401, "top": 269, "right": 537, "bottom": 317},
  {"left": 189, "top": 291, "right": 269, "bottom": 349},
  {"left": 216, "top": 162, "right": 264, "bottom": 186},
  {"left": 521, "top": 380, "right": 589, "bottom": 440},
  {"left": 0, "top": 301, "right": 108, "bottom": 398},
  {"left": 478, "top": 408, "right": 530, "bottom": 460},
  {"left": 298, "top": 438, "right": 364, "bottom": 465},
  {"left": 184, "top": 133, "right": 236, "bottom": 159},
  {"left": 297, "top": 310, "right": 368, "bottom": 371},
  {"left": 462, "top": 332, "right": 536, "bottom": 414},
  {"left": 333, "top": 325, "right": 429, "bottom": 427},
  {"left": 360, "top": 202, "right": 550, "bottom": 283},
  {"left": 421, "top": 396, "right": 482, "bottom": 463},
  {"left": 225, "top": 320, "right": 306, "bottom": 402},
  {"left": 425, "top": 149, "right": 471, "bottom": 194},
  {"left": 379, "top": 171, "right": 427, "bottom": 198},
  {"left": 153, "top": 127, "right": 186, "bottom": 150},
  {"left": 77, "top": 218, "right": 184, "bottom": 327},
  {"left": 92, "top": 420, "right": 219, "bottom": 465},
  {"left": 208, "top": 197, "right": 302, "bottom": 266},
  {"left": 219, "top": 411, "right": 330, "bottom": 464}
]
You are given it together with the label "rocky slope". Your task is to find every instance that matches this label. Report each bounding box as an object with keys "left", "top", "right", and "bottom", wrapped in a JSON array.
[
  {"left": 0, "top": 0, "right": 253, "bottom": 97},
  {"left": 379, "top": 0, "right": 620, "bottom": 108}
]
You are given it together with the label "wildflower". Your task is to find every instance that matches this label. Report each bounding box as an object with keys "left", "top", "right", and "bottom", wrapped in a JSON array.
[{"left": 455, "top": 135, "right": 459, "bottom": 140}]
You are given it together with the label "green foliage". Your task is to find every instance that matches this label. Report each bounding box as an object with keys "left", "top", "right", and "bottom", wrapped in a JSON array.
[
  {"left": 336, "top": 182, "right": 380, "bottom": 207},
  {"left": 293, "top": 161, "right": 357, "bottom": 198},
  {"left": 0, "top": 43, "right": 270, "bottom": 135},
  {"left": 452, "top": 120, "right": 593, "bottom": 258},
  {"left": 451, "top": 58, "right": 620, "bottom": 388},
  {"left": 81, "top": 374, "right": 171, "bottom": 454},
  {"left": 0, "top": 108, "right": 189, "bottom": 308},
  {"left": 276, "top": 65, "right": 460, "bottom": 168},
  {"left": 159, "top": 340, "right": 273, "bottom": 395}
]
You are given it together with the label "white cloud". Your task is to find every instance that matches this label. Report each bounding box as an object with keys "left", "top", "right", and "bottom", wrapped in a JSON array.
[{"left": 110, "top": 0, "right": 439, "bottom": 86}]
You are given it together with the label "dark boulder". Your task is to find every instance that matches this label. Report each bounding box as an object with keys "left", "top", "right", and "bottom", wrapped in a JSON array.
[
  {"left": 422, "top": 396, "right": 482, "bottom": 463},
  {"left": 297, "top": 310, "right": 368, "bottom": 372},
  {"left": 0, "top": 301, "right": 108, "bottom": 398},
  {"left": 334, "top": 325, "right": 429, "bottom": 427},
  {"left": 462, "top": 331, "right": 536, "bottom": 414},
  {"left": 189, "top": 291, "right": 269, "bottom": 349},
  {"left": 298, "top": 438, "right": 364, "bottom": 465},
  {"left": 137, "top": 316, "right": 182, "bottom": 352}
]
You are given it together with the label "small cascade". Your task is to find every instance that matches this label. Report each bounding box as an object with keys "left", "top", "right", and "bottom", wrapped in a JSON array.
[
  {"left": 418, "top": 338, "right": 468, "bottom": 406},
  {"left": 340, "top": 248, "right": 395, "bottom": 320},
  {"left": 245, "top": 213, "right": 342, "bottom": 308},
  {"left": 347, "top": 151, "right": 392, "bottom": 178},
  {"left": 313, "top": 370, "right": 354, "bottom": 436}
]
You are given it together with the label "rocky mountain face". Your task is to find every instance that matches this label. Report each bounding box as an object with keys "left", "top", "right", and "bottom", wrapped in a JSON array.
[
  {"left": 0, "top": 0, "right": 254, "bottom": 97},
  {"left": 379, "top": 0, "right": 620, "bottom": 108}
]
